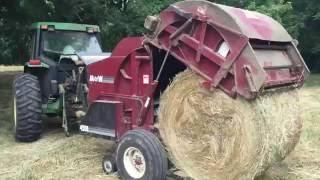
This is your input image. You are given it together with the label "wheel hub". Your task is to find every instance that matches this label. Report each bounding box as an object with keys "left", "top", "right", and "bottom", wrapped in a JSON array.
[
  {"left": 123, "top": 147, "right": 146, "bottom": 178},
  {"left": 103, "top": 161, "right": 113, "bottom": 173}
]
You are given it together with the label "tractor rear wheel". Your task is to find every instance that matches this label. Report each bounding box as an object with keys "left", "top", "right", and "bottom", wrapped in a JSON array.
[
  {"left": 116, "top": 129, "right": 168, "bottom": 180},
  {"left": 13, "top": 73, "right": 42, "bottom": 142}
]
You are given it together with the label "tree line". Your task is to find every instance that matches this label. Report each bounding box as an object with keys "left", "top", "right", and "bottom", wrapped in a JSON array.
[{"left": 0, "top": 0, "right": 319, "bottom": 71}]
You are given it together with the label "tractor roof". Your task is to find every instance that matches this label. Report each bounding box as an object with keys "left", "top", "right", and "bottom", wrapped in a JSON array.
[{"left": 31, "top": 22, "right": 100, "bottom": 32}]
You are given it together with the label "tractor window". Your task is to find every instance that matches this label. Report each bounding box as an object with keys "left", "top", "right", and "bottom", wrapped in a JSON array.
[
  {"left": 41, "top": 31, "right": 102, "bottom": 56},
  {"left": 28, "top": 31, "right": 36, "bottom": 59}
]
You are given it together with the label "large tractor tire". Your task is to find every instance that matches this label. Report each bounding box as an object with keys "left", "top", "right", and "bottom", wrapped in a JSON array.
[
  {"left": 116, "top": 129, "right": 168, "bottom": 180},
  {"left": 13, "top": 73, "right": 42, "bottom": 142}
]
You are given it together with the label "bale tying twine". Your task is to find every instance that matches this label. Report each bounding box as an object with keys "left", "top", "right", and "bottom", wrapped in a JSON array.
[{"left": 159, "top": 70, "right": 302, "bottom": 180}]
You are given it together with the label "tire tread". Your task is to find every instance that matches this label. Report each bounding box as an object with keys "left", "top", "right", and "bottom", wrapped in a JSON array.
[
  {"left": 13, "top": 73, "right": 42, "bottom": 142},
  {"left": 116, "top": 129, "right": 168, "bottom": 180}
]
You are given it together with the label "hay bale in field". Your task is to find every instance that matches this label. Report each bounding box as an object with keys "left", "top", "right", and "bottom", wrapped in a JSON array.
[{"left": 159, "top": 70, "right": 302, "bottom": 180}]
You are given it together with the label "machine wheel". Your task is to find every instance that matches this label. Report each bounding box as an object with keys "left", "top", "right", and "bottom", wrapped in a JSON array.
[
  {"left": 13, "top": 73, "right": 42, "bottom": 142},
  {"left": 116, "top": 129, "right": 168, "bottom": 180},
  {"left": 102, "top": 154, "right": 117, "bottom": 174}
]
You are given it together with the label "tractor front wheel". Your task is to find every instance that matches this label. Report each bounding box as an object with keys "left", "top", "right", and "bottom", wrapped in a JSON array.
[
  {"left": 116, "top": 129, "right": 168, "bottom": 180},
  {"left": 13, "top": 73, "right": 42, "bottom": 142}
]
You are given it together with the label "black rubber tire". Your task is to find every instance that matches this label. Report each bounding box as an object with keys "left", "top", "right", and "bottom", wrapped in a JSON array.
[
  {"left": 116, "top": 129, "right": 168, "bottom": 180},
  {"left": 102, "top": 154, "right": 117, "bottom": 174},
  {"left": 13, "top": 73, "right": 42, "bottom": 142}
]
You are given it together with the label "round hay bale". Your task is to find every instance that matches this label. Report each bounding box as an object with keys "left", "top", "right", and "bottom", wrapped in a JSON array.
[{"left": 159, "top": 70, "right": 302, "bottom": 180}]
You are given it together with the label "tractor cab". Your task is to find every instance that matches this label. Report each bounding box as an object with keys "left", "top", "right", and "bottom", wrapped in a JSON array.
[{"left": 27, "top": 22, "right": 107, "bottom": 66}]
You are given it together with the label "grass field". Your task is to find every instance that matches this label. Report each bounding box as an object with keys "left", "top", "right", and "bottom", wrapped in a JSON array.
[
  {"left": 0, "top": 65, "right": 23, "bottom": 72},
  {"left": 0, "top": 69, "right": 319, "bottom": 180}
]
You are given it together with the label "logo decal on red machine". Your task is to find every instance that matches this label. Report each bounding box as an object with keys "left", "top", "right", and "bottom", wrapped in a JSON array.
[{"left": 89, "top": 75, "right": 114, "bottom": 84}]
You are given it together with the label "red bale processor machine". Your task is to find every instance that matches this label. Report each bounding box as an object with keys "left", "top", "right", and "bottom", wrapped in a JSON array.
[
  {"left": 13, "top": 1, "right": 309, "bottom": 179},
  {"left": 80, "top": 1, "right": 309, "bottom": 179}
]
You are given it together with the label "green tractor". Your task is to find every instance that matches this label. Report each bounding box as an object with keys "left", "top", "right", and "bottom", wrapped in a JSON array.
[{"left": 13, "top": 22, "right": 109, "bottom": 142}]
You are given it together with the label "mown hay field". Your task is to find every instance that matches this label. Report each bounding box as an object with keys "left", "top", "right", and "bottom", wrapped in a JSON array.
[{"left": 0, "top": 68, "right": 319, "bottom": 180}]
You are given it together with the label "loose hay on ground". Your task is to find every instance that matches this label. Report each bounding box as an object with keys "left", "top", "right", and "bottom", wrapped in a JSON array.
[
  {"left": 0, "top": 131, "right": 118, "bottom": 180},
  {"left": 159, "top": 70, "right": 302, "bottom": 180}
]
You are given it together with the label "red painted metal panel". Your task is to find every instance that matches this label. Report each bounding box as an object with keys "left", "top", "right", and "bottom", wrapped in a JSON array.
[{"left": 87, "top": 37, "right": 154, "bottom": 138}]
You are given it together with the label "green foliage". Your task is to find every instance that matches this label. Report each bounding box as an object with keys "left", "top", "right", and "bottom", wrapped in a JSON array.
[
  {"left": 0, "top": 0, "right": 319, "bottom": 71},
  {"left": 246, "top": 0, "right": 303, "bottom": 37}
]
